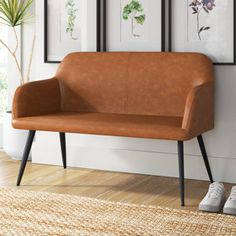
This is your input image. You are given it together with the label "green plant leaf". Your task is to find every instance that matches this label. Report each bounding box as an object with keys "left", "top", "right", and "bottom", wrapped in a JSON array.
[
  {"left": 134, "top": 14, "right": 145, "bottom": 25},
  {"left": 122, "top": 0, "right": 145, "bottom": 25},
  {"left": 0, "top": 0, "right": 34, "bottom": 27}
]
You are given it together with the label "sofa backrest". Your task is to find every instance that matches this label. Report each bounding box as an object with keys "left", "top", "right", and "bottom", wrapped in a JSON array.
[{"left": 56, "top": 52, "right": 213, "bottom": 117}]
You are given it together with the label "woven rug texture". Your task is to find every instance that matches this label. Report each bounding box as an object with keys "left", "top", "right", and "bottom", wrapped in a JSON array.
[{"left": 0, "top": 188, "right": 236, "bottom": 236}]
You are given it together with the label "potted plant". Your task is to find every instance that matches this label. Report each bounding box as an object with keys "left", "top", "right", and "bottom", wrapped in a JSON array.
[{"left": 0, "top": 0, "right": 35, "bottom": 159}]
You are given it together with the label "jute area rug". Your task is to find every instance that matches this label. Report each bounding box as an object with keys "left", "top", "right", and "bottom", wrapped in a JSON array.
[{"left": 0, "top": 188, "right": 235, "bottom": 236}]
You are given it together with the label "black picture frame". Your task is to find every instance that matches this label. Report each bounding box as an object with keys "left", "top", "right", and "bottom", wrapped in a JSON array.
[
  {"left": 168, "top": 0, "right": 236, "bottom": 65},
  {"left": 102, "top": 0, "right": 166, "bottom": 52},
  {"left": 44, "top": 0, "right": 101, "bottom": 63}
]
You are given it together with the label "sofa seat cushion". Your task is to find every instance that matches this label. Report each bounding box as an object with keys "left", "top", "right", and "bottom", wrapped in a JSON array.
[{"left": 12, "top": 112, "right": 190, "bottom": 141}]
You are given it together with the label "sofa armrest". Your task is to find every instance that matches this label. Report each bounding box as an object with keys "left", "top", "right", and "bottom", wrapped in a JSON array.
[
  {"left": 182, "top": 83, "right": 214, "bottom": 136},
  {"left": 13, "top": 78, "right": 61, "bottom": 119}
]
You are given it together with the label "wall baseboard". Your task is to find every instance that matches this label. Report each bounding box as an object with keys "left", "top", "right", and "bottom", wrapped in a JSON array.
[{"left": 32, "top": 132, "right": 236, "bottom": 184}]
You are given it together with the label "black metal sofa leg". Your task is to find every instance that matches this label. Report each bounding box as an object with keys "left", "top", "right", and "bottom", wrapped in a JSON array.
[
  {"left": 197, "top": 135, "right": 213, "bottom": 183},
  {"left": 17, "top": 130, "right": 36, "bottom": 186},
  {"left": 59, "top": 132, "right": 67, "bottom": 169},
  {"left": 177, "top": 141, "right": 185, "bottom": 207}
]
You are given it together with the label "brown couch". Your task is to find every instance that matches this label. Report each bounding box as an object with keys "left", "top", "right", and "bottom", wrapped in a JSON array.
[{"left": 13, "top": 52, "right": 214, "bottom": 206}]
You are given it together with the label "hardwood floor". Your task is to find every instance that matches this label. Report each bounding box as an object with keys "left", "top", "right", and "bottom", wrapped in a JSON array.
[{"left": 0, "top": 151, "right": 233, "bottom": 211}]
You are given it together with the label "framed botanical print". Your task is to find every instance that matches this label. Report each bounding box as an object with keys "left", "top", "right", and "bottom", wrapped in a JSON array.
[
  {"left": 103, "top": 0, "right": 165, "bottom": 52},
  {"left": 44, "top": 0, "right": 101, "bottom": 63},
  {"left": 169, "top": 0, "right": 236, "bottom": 65}
]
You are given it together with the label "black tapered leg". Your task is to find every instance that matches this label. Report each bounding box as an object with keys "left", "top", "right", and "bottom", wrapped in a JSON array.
[
  {"left": 197, "top": 135, "right": 213, "bottom": 183},
  {"left": 178, "top": 141, "right": 185, "bottom": 207},
  {"left": 17, "top": 130, "right": 36, "bottom": 186},
  {"left": 59, "top": 132, "right": 67, "bottom": 169}
]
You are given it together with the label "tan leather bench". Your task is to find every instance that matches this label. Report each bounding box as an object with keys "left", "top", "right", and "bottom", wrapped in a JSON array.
[{"left": 13, "top": 52, "right": 214, "bottom": 206}]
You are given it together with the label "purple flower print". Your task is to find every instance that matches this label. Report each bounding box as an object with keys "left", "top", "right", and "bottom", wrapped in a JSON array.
[
  {"left": 190, "top": 0, "right": 201, "bottom": 6},
  {"left": 202, "top": 0, "right": 216, "bottom": 11},
  {"left": 189, "top": 0, "right": 216, "bottom": 40}
]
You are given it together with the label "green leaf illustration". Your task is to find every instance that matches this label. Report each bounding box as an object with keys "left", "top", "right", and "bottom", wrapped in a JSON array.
[
  {"left": 122, "top": 0, "right": 146, "bottom": 37},
  {"left": 65, "top": 0, "right": 78, "bottom": 40},
  {"left": 134, "top": 14, "right": 145, "bottom": 25}
]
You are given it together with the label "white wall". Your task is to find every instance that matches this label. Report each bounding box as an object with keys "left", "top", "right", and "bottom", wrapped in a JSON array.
[
  {"left": 23, "top": 0, "right": 236, "bottom": 183},
  {"left": 0, "top": 117, "right": 2, "bottom": 147}
]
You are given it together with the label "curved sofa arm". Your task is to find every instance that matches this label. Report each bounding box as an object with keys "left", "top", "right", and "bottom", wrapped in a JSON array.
[
  {"left": 13, "top": 78, "right": 61, "bottom": 119},
  {"left": 182, "top": 83, "right": 214, "bottom": 137}
]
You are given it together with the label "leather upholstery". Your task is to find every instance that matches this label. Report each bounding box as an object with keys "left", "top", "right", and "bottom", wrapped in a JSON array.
[
  {"left": 13, "top": 78, "right": 61, "bottom": 119},
  {"left": 13, "top": 112, "right": 188, "bottom": 140},
  {"left": 12, "top": 52, "right": 214, "bottom": 141}
]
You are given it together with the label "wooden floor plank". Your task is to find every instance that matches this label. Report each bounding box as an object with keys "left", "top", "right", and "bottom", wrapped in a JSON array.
[{"left": 0, "top": 151, "right": 233, "bottom": 211}]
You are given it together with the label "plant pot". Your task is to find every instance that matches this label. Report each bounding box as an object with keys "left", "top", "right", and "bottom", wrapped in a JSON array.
[{"left": 3, "top": 111, "right": 29, "bottom": 160}]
